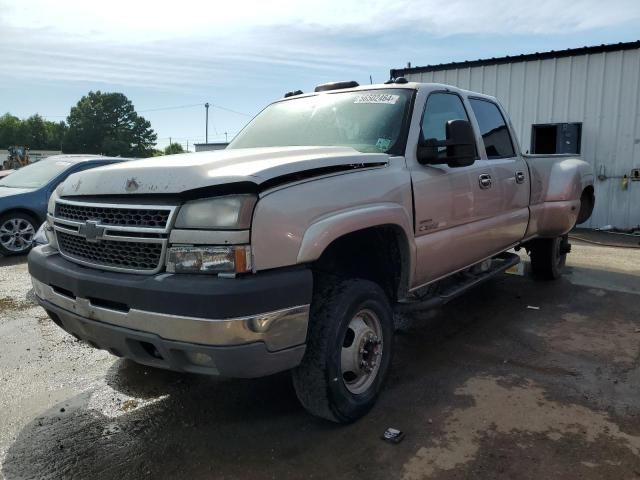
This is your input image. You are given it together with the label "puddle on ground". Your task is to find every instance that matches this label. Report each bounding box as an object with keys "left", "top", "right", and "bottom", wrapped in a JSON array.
[
  {"left": 402, "top": 376, "right": 640, "bottom": 479},
  {"left": 533, "top": 312, "right": 640, "bottom": 366}
]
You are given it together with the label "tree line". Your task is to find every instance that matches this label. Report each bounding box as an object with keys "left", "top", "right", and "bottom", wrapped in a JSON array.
[
  {"left": 0, "top": 114, "right": 66, "bottom": 151},
  {"left": 0, "top": 91, "right": 183, "bottom": 158}
]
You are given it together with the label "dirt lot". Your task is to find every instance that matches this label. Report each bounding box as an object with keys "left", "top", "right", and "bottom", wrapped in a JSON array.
[{"left": 1, "top": 241, "right": 639, "bottom": 479}]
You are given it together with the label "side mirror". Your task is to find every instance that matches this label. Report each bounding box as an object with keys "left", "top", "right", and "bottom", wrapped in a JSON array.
[{"left": 417, "top": 119, "right": 478, "bottom": 168}]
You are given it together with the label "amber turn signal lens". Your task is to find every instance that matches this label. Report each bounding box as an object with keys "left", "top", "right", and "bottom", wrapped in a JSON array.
[{"left": 234, "top": 245, "right": 252, "bottom": 273}]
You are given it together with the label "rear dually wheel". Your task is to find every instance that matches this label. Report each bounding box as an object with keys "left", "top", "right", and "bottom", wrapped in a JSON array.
[{"left": 529, "top": 235, "right": 570, "bottom": 280}]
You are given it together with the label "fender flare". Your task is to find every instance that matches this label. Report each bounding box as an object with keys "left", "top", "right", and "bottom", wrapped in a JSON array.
[
  {"left": 297, "top": 203, "right": 416, "bottom": 287},
  {"left": 543, "top": 159, "right": 593, "bottom": 203}
]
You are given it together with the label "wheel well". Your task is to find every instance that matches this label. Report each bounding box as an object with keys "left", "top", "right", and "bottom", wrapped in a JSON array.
[
  {"left": 312, "top": 225, "right": 409, "bottom": 302},
  {"left": 576, "top": 186, "right": 595, "bottom": 224},
  {"left": 0, "top": 208, "right": 43, "bottom": 224}
]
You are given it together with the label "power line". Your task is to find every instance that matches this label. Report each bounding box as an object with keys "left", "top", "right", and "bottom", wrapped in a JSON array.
[
  {"left": 209, "top": 104, "right": 252, "bottom": 117},
  {"left": 140, "top": 103, "right": 251, "bottom": 117},
  {"left": 138, "top": 103, "right": 202, "bottom": 113},
  {"left": 40, "top": 102, "right": 252, "bottom": 119},
  {"left": 156, "top": 131, "right": 240, "bottom": 141}
]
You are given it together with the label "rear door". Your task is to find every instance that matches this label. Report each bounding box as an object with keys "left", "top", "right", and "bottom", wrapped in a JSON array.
[{"left": 468, "top": 98, "right": 530, "bottom": 247}]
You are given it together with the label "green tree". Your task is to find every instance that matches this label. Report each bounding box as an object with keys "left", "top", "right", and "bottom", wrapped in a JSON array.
[
  {"left": 0, "top": 113, "right": 67, "bottom": 150},
  {"left": 0, "top": 113, "right": 22, "bottom": 147},
  {"left": 25, "top": 114, "right": 47, "bottom": 148},
  {"left": 44, "top": 120, "right": 67, "bottom": 150},
  {"left": 163, "top": 143, "right": 185, "bottom": 155},
  {"left": 62, "top": 91, "right": 157, "bottom": 157}
]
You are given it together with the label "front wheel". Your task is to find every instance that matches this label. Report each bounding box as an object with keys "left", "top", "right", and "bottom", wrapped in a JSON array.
[
  {"left": 292, "top": 278, "right": 394, "bottom": 423},
  {"left": 529, "top": 235, "right": 570, "bottom": 280},
  {"left": 0, "top": 212, "right": 38, "bottom": 256}
]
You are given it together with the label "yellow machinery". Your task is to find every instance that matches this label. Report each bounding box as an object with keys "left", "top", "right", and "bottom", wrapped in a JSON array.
[{"left": 3, "top": 146, "right": 31, "bottom": 170}]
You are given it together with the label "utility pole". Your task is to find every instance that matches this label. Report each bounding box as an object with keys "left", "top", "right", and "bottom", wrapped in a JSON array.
[
  {"left": 205, "top": 103, "right": 210, "bottom": 144},
  {"left": 169, "top": 136, "right": 172, "bottom": 146},
  {"left": 186, "top": 140, "right": 189, "bottom": 152},
  {"left": 224, "top": 131, "right": 228, "bottom": 143}
]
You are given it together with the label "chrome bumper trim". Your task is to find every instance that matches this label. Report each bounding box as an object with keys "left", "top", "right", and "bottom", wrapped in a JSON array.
[{"left": 32, "top": 278, "right": 309, "bottom": 351}]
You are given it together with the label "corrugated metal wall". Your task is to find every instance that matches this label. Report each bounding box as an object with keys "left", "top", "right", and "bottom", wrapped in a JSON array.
[{"left": 403, "top": 48, "right": 640, "bottom": 229}]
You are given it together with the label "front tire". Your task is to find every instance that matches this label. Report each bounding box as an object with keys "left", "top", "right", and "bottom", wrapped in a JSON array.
[
  {"left": 529, "top": 235, "right": 570, "bottom": 280},
  {"left": 292, "top": 278, "right": 394, "bottom": 423},
  {"left": 0, "top": 212, "right": 38, "bottom": 256}
]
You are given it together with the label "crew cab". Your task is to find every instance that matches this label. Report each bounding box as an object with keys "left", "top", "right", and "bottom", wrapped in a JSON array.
[{"left": 28, "top": 80, "right": 594, "bottom": 423}]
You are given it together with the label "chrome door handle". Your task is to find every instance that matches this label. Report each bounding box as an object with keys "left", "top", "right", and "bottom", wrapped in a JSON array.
[
  {"left": 515, "top": 171, "right": 526, "bottom": 184},
  {"left": 478, "top": 173, "right": 492, "bottom": 189}
]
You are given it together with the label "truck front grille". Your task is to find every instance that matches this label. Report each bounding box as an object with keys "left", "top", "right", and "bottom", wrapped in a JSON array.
[
  {"left": 57, "top": 232, "right": 163, "bottom": 271},
  {"left": 52, "top": 199, "right": 177, "bottom": 274},
  {"left": 55, "top": 203, "right": 171, "bottom": 228}
]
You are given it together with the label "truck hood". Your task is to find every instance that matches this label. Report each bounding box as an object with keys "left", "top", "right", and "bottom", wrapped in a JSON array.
[{"left": 59, "top": 146, "right": 389, "bottom": 196}]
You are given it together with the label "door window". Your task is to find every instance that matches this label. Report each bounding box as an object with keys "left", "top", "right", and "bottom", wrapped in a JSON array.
[
  {"left": 421, "top": 93, "right": 469, "bottom": 141},
  {"left": 420, "top": 93, "right": 470, "bottom": 161},
  {"left": 469, "top": 99, "right": 515, "bottom": 159}
]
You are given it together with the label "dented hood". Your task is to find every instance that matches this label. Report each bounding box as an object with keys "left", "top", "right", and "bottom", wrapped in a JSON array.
[{"left": 59, "top": 146, "right": 389, "bottom": 196}]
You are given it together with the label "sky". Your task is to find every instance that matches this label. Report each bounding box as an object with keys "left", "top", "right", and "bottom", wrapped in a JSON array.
[{"left": 1, "top": 0, "right": 639, "bottom": 151}]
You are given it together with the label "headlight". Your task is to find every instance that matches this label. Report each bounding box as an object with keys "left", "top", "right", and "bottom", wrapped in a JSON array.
[
  {"left": 175, "top": 195, "right": 256, "bottom": 229},
  {"left": 166, "top": 245, "right": 252, "bottom": 274},
  {"left": 44, "top": 189, "right": 59, "bottom": 249},
  {"left": 47, "top": 189, "right": 59, "bottom": 215},
  {"left": 33, "top": 223, "right": 49, "bottom": 246},
  {"left": 33, "top": 221, "right": 57, "bottom": 248}
]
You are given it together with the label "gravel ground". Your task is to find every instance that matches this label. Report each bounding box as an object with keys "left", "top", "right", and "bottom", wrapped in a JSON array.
[{"left": 1, "top": 242, "right": 640, "bottom": 479}]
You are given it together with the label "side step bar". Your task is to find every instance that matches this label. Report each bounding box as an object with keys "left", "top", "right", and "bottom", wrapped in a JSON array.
[{"left": 395, "top": 252, "right": 521, "bottom": 313}]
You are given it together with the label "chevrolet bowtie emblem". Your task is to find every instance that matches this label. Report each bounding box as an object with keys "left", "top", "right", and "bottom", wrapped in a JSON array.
[{"left": 78, "top": 220, "right": 105, "bottom": 243}]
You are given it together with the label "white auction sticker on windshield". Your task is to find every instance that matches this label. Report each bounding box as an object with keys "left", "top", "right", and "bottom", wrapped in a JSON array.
[{"left": 353, "top": 93, "right": 400, "bottom": 105}]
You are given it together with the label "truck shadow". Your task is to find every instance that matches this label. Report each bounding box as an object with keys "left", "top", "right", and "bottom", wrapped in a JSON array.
[
  {"left": 0, "top": 254, "right": 28, "bottom": 267},
  {"left": 1, "top": 282, "right": 507, "bottom": 479},
  {"left": 4, "top": 268, "right": 639, "bottom": 479},
  {"left": 1, "top": 368, "right": 326, "bottom": 479}
]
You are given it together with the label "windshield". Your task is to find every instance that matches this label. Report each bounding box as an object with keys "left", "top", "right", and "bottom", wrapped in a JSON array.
[
  {"left": 228, "top": 89, "right": 413, "bottom": 154},
  {"left": 0, "top": 158, "right": 74, "bottom": 189}
]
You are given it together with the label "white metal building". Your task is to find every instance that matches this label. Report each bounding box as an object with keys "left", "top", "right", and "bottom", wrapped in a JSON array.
[{"left": 392, "top": 41, "right": 640, "bottom": 230}]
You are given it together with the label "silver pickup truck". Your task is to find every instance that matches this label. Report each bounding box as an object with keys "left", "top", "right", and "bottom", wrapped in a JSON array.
[{"left": 28, "top": 80, "right": 594, "bottom": 423}]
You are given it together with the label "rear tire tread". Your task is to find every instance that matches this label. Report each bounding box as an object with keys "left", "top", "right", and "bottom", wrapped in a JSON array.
[{"left": 529, "top": 236, "right": 567, "bottom": 280}]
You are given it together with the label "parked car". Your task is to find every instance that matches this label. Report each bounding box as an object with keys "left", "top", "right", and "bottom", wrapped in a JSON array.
[
  {"left": 0, "top": 155, "right": 129, "bottom": 255},
  {"left": 28, "top": 81, "right": 594, "bottom": 422}
]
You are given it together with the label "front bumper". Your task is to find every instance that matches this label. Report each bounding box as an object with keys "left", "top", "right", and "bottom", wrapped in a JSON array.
[{"left": 28, "top": 245, "right": 313, "bottom": 377}]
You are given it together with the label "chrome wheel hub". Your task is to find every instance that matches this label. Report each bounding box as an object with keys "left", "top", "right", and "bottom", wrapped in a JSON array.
[
  {"left": 341, "top": 309, "right": 384, "bottom": 395},
  {"left": 0, "top": 218, "right": 35, "bottom": 253},
  {"left": 554, "top": 236, "right": 568, "bottom": 268}
]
